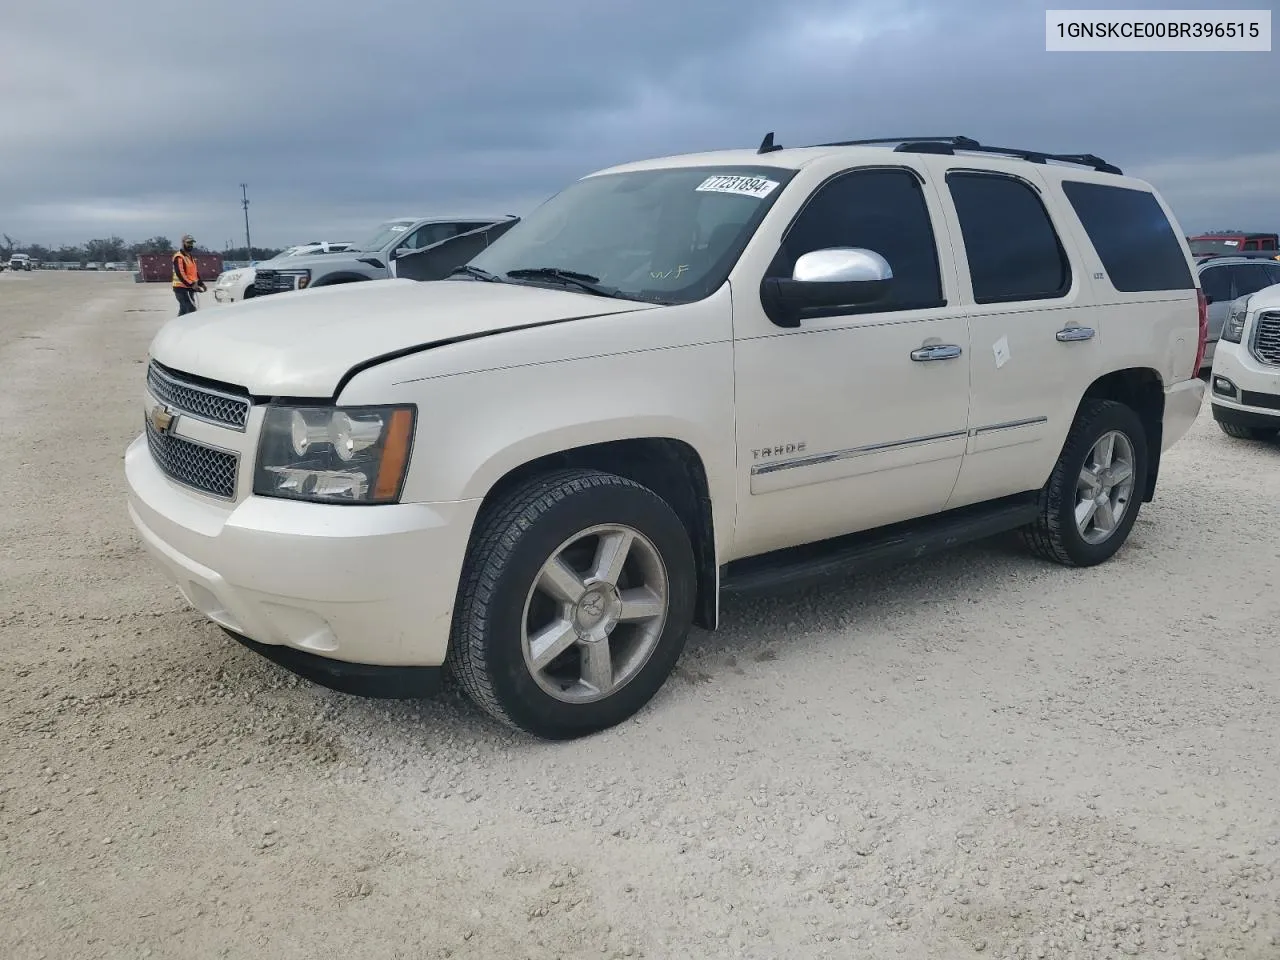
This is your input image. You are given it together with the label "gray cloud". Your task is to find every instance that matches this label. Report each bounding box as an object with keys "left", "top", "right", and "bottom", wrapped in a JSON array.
[{"left": 2, "top": 0, "right": 1275, "bottom": 247}]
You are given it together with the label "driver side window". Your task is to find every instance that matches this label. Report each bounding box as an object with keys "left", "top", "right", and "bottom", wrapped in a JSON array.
[
  {"left": 400, "top": 223, "right": 462, "bottom": 252},
  {"left": 767, "top": 167, "right": 946, "bottom": 313}
]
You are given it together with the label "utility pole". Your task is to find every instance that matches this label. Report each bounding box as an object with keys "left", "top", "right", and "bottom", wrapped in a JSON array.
[{"left": 240, "top": 184, "right": 253, "bottom": 261}]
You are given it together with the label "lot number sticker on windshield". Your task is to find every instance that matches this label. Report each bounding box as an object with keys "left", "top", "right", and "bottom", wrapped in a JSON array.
[{"left": 696, "top": 175, "right": 780, "bottom": 199}]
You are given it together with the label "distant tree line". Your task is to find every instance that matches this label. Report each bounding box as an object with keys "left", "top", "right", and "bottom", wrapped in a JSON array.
[{"left": 0, "top": 233, "right": 283, "bottom": 264}]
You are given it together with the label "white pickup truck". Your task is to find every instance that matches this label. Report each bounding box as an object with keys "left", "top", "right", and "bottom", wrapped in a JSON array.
[{"left": 126, "top": 134, "right": 1206, "bottom": 740}]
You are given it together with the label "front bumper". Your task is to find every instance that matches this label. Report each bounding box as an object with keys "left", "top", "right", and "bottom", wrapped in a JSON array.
[
  {"left": 125, "top": 433, "right": 482, "bottom": 680},
  {"left": 1212, "top": 402, "right": 1280, "bottom": 431},
  {"left": 1160, "top": 376, "right": 1206, "bottom": 451},
  {"left": 1208, "top": 337, "right": 1280, "bottom": 427}
]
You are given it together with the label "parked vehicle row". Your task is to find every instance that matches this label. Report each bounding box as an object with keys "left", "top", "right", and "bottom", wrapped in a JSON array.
[
  {"left": 128, "top": 133, "right": 1210, "bottom": 740},
  {"left": 248, "top": 216, "right": 519, "bottom": 296},
  {"left": 212, "top": 241, "right": 355, "bottom": 304}
]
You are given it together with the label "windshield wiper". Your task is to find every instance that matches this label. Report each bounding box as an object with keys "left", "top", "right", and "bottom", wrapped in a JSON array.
[
  {"left": 504, "top": 267, "right": 622, "bottom": 298},
  {"left": 448, "top": 264, "right": 504, "bottom": 282}
]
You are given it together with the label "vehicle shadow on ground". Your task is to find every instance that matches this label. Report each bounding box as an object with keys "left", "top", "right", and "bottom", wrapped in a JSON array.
[
  {"left": 285, "top": 531, "right": 1052, "bottom": 750},
  {"left": 238, "top": 479, "right": 1234, "bottom": 748}
]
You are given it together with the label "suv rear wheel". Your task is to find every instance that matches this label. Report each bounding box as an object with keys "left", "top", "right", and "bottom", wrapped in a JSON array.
[
  {"left": 447, "top": 468, "right": 696, "bottom": 740},
  {"left": 1023, "top": 398, "right": 1149, "bottom": 567}
]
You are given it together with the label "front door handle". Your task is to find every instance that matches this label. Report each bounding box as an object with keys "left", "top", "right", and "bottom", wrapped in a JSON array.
[
  {"left": 910, "top": 343, "right": 963, "bottom": 361},
  {"left": 1056, "top": 325, "right": 1095, "bottom": 342}
]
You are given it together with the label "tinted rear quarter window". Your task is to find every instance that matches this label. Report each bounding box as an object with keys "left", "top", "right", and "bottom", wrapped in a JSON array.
[
  {"left": 1060, "top": 180, "right": 1193, "bottom": 292},
  {"left": 946, "top": 172, "right": 1071, "bottom": 304}
]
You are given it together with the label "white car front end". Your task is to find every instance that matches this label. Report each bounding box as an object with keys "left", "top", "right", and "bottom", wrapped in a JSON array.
[
  {"left": 123, "top": 276, "right": 671, "bottom": 691},
  {"left": 212, "top": 267, "right": 255, "bottom": 303},
  {"left": 1208, "top": 285, "right": 1280, "bottom": 437}
]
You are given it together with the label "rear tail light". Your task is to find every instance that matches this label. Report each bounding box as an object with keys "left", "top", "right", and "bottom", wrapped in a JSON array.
[{"left": 1193, "top": 288, "right": 1208, "bottom": 375}]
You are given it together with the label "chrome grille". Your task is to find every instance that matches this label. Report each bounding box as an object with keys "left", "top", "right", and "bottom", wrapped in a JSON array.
[
  {"left": 252, "top": 269, "right": 295, "bottom": 295},
  {"left": 147, "top": 362, "right": 249, "bottom": 430},
  {"left": 144, "top": 416, "right": 239, "bottom": 500},
  {"left": 1251, "top": 312, "right": 1280, "bottom": 366}
]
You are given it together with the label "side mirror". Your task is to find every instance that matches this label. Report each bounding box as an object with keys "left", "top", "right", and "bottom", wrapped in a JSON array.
[{"left": 760, "top": 248, "right": 893, "bottom": 327}]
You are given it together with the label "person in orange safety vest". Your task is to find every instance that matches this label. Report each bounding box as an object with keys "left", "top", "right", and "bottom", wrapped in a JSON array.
[{"left": 172, "top": 234, "right": 205, "bottom": 315}]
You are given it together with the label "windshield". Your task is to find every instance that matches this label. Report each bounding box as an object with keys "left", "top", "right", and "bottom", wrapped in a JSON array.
[
  {"left": 1190, "top": 238, "right": 1245, "bottom": 255},
  {"left": 356, "top": 220, "right": 416, "bottom": 252},
  {"left": 1236, "top": 263, "right": 1280, "bottom": 296},
  {"left": 468, "top": 165, "right": 796, "bottom": 304}
]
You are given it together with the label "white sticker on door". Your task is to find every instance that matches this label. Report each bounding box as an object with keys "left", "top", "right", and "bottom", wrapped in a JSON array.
[
  {"left": 695, "top": 175, "right": 781, "bottom": 199},
  {"left": 993, "top": 335, "right": 1011, "bottom": 369}
]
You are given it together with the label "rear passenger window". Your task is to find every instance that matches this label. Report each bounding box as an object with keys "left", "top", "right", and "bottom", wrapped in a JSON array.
[
  {"left": 770, "top": 167, "right": 945, "bottom": 313},
  {"left": 1061, "top": 180, "right": 1194, "bottom": 292},
  {"left": 947, "top": 172, "right": 1071, "bottom": 304}
]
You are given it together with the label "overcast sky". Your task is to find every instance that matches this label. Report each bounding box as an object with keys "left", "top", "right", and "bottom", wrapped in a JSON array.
[{"left": 2, "top": 0, "right": 1275, "bottom": 249}]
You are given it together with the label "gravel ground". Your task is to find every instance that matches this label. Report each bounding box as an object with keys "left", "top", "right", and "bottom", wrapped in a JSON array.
[{"left": 2, "top": 271, "right": 1279, "bottom": 960}]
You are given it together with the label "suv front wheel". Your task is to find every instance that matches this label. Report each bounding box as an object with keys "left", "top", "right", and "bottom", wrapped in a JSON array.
[
  {"left": 1023, "top": 399, "right": 1149, "bottom": 568},
  {"left": 1218, "top": 420, "right": 1278, "bottom": 442},
  {"left": 447, "top": 468, "right": 697, "bottom": 739}
]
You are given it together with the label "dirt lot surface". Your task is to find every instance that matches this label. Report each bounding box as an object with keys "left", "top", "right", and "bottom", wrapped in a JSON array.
[{"left": 3, "top": 271, "right": 1279, "bottom": 960}]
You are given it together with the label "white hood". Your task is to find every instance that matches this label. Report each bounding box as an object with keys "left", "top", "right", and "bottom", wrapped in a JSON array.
[{"left": 150, "top": 278, "right": 658, "bottom": 396}]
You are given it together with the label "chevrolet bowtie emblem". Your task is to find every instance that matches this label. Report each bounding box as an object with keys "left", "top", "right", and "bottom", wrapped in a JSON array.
[{"left": 148, "top": 403, "right": 176, "bottom": 434}]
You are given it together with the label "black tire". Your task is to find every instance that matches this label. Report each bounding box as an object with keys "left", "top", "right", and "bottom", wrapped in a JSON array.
[
  {"left": 1022, "top": 398, "right": 1149, "bottom": 568},
  {"left": 446, "top": 468, "right": 697, "bottom": 740},
  {"left": 1218, "top": 420, "right": 1277, "bottom": 441}
]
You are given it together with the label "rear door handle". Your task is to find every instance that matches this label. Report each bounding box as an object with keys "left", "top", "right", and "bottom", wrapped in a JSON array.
[
  {"left": 1056, "top": 325, "right": 1095, "bottom": 342},
  {"left": 910, "top": 344, "right": 963, "bottom": 361}
]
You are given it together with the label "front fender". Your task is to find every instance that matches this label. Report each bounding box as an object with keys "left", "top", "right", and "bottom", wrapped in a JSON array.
[
  {"left": 334, "top": 288, "right": 738, "bottom": 544},
  {"left": 399, "top": 342, "right": 734, "bottom": 504}
]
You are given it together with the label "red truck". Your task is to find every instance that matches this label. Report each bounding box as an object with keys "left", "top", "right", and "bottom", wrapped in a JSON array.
[
  {"left": 136, "top": 252, "right": 224, "bottom": 283},
  {"left": 1187, "top": 232, "right": 1279, "bottom": 257}
]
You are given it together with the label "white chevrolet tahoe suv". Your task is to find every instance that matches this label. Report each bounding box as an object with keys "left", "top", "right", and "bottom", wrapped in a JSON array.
[
  {"left": 1209, "top": 281, "right": 1280, "bottom": 440},
  {"left": 125, "top": 134, "right": 1207, "bottom": 740}
]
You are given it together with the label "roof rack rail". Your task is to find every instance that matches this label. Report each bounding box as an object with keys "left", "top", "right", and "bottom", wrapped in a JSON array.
[
  {"left": 806, "top": 135, "right": 1123, "bottom": 175},
  {"left": 812, "top": 135, "right": 982, "bottom": 149}
]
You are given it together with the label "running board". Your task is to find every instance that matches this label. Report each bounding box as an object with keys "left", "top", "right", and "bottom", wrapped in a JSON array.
[{"left": 720, "top": 492, "right": 1041, "bottom": 596}]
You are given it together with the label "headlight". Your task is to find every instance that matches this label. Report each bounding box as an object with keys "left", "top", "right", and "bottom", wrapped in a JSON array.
[
  {"left": 254, "top": 404, "right": 415, "bottom": 503},
  {"left": 1222, "top": 295, "right": 1252, "bottom": 344}
]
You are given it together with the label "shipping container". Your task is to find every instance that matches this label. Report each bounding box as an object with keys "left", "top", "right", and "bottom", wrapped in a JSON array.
[{"left": 136, "top": 252, "right": 224, "bottom": 283}]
